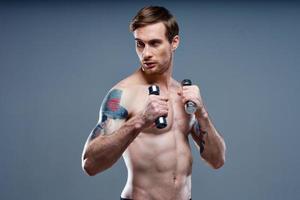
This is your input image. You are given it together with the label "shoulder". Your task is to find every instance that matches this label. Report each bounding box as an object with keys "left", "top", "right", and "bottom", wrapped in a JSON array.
[
  {"left": 105, "top": 72, "right": 147, "bottom": 111},
  {"left": 111, "top": 73, "right": 142, "bottom": 97}
]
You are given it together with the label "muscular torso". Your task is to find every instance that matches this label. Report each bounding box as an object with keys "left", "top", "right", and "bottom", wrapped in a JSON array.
[{"left": 120, "top": 76, "right": 194, "bottom": 200}]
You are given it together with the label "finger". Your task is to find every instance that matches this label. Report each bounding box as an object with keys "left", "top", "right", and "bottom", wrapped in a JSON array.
[
  {"left": 150, "top": 122, "right": 156, "bottom": 128},
  {"left": 151, "top": 96, "right": 168, "bottom": 102},
  {"left": 159, "top": 109, "right": 168, "bottom": 117},
  {"left": 182, "top": 98, "right": 189, "bottom": 105},
  {"left": 183, "top": 95, "right": 197, "bottom": 104},
  {"left": 157, "top": 96, "right": 169, "bottom": 101},
  {"left": 156, "top": 102, "right": 169, "bottom": 110},
  {"left": 182, "top": 88, "right": 195, "bottom": 95},
  {"left": 155, "top": 101, "right": 169, "bottom": 108},
  {"left": 183, "top": 85, "right": 199, "bottom": 93},
  {"left": 156, "top": 107, "right": 168, "bottom": 114},
  {"left": 182, "top": 85, "right": 190, "bottom": 90},
  {"left": 177, "top": 89, "right": 182, "bottom": 96},
  {"left": 156, "top": 105, "right": 168, "bottom": 113}
]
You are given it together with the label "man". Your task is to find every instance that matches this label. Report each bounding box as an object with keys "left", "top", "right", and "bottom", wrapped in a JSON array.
[{"left": 81, "top": 6, "right": 226, "bottom": 200}]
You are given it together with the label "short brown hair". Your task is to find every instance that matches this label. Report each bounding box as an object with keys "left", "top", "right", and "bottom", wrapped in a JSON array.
[{"left": 129, "top": 6, "right": 179, "bottom": 43}]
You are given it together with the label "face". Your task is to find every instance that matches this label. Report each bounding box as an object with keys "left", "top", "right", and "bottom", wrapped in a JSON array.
[{"left": 133, "top": 22, "right": 179, "bottom": 75}]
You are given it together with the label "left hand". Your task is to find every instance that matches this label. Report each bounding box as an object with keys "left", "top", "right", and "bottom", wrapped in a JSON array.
[{"left": 178, "top": 84, "right": 207, "bottom": 118}]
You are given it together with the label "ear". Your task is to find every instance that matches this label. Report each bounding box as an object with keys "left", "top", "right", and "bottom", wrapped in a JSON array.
[{"left": 171, "top": 35, "right": 180, "bottom": 51}]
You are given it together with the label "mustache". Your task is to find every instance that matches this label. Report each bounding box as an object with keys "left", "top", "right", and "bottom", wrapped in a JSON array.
[{"left": 142, "top": 60, "right": 156, "bottom": 64}]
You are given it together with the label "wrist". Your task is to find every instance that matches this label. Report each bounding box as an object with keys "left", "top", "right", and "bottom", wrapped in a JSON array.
[
  {"left": 131, "top": 113, "right": 147, "bottom": 131},
  {"left": 195, "top": 106, "right": 209, "bottom": 131}
]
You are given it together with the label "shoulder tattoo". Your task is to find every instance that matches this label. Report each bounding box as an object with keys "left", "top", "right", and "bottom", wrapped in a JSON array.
[
  {"left": 101, "top": 89, "right": 128, "bottom": 120},
  {"left": 90, "top": 89, "right": 128, "bottom": 139}
]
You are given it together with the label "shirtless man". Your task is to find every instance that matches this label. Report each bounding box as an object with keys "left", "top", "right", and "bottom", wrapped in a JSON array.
[{"left": 81, "top": 6, "right": 226, "bottom": 200}]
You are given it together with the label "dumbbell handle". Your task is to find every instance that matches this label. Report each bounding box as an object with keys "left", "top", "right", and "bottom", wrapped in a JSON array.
[
  {"left": 148, "top": 85, "right": 167, "bottom": 129},
  {"left": 181, "top": 79, "right": 197, "bottom": 114}
]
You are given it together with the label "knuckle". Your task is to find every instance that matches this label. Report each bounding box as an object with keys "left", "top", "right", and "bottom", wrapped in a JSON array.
[{"left": 150, "top": 101, "right": 156, "bottom": 107}]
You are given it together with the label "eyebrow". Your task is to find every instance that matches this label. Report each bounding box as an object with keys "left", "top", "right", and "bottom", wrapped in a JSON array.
[{"left": 135, "top": 38, "right": 162, "bottom": 43}]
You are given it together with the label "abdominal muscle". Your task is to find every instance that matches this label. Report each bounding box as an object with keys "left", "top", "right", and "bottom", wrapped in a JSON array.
[{"left": 121, "top": 128, "right": 193, "bottom": 200}]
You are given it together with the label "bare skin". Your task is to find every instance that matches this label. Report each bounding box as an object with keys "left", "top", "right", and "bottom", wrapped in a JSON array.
[{"left": 82, "top": 22, "right": 226, "bottom": 200}]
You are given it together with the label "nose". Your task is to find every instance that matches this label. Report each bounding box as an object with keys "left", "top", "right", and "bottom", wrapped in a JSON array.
[{"left": 142, "top": 45, "right": 153, "bottom": 60}]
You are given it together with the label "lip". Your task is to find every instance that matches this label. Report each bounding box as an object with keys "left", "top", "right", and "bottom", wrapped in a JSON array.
[{"left": 143, "top": 62, "right": 156, "bottom": 68}]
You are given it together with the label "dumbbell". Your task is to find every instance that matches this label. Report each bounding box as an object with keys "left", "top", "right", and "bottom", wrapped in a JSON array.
[
  {"left": 148, "top": 85, "right": 167, "bottom": 129},
  {"left": 181, "top": 79, "right": 197, "bottom": 114}
]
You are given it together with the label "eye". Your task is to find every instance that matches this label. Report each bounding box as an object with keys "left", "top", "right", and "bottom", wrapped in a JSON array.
[
  {"left": 136, "top": 41, "right": 144, "bottom": 48},
  {"left": 150, "top": 41, "right": 161, "bottom": 47}
]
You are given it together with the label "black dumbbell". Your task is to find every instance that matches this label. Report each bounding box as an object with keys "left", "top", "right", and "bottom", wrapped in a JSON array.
[
  {"left": 148, "top": 85, "right": 167, "bottom": 129},
  {"left": 181, "top": 79, "right": 197, "bottom": 114}
]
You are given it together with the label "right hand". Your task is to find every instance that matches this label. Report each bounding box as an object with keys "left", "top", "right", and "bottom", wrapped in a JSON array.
[{"left": 141, "top": 95, "right": 169, "bottom": 128}]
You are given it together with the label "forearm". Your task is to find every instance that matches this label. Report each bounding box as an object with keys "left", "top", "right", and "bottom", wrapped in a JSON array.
[
  {"left": 83, "top": 115, "right": 144, "bottom": 175},
  {"left": 195, "top": 107, "right": 226, "bottom": 169}
]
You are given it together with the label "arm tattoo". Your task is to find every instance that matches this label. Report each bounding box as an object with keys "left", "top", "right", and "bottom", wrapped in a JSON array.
[
  {"left": 194, "top": 121, "right": 201, "bottom": 137},
  {"left": 90, "top": 124, "right": 103, "bottom": 140},
  {"left": 200, "top": 140, "right": 205, "bottom": 154},
  {"left": 193, "top": 121, "right": 207, "bottom": 154},
  {"left": 90, "top": 89, "right": 128, "bottom": 140},
  {"left": 193, "top": 121, "right": 207, "bottom": 137}
]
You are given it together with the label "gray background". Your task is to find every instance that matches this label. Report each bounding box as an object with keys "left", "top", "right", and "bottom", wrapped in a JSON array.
[{"left": 1, "top": 0, "right": 299, "bottom": 199}]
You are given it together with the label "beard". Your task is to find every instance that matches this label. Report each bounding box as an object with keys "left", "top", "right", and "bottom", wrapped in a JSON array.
[
  {"left": 141, "top": 59, "right": 172, "bottom": 75},
  {"left": 142, "top": 64, "right": 164, "bottom": 75}
]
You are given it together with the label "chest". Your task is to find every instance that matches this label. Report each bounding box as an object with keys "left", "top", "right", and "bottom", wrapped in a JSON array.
[{"left": 129, "top": 89, "right": 194, "bottom": 135}]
